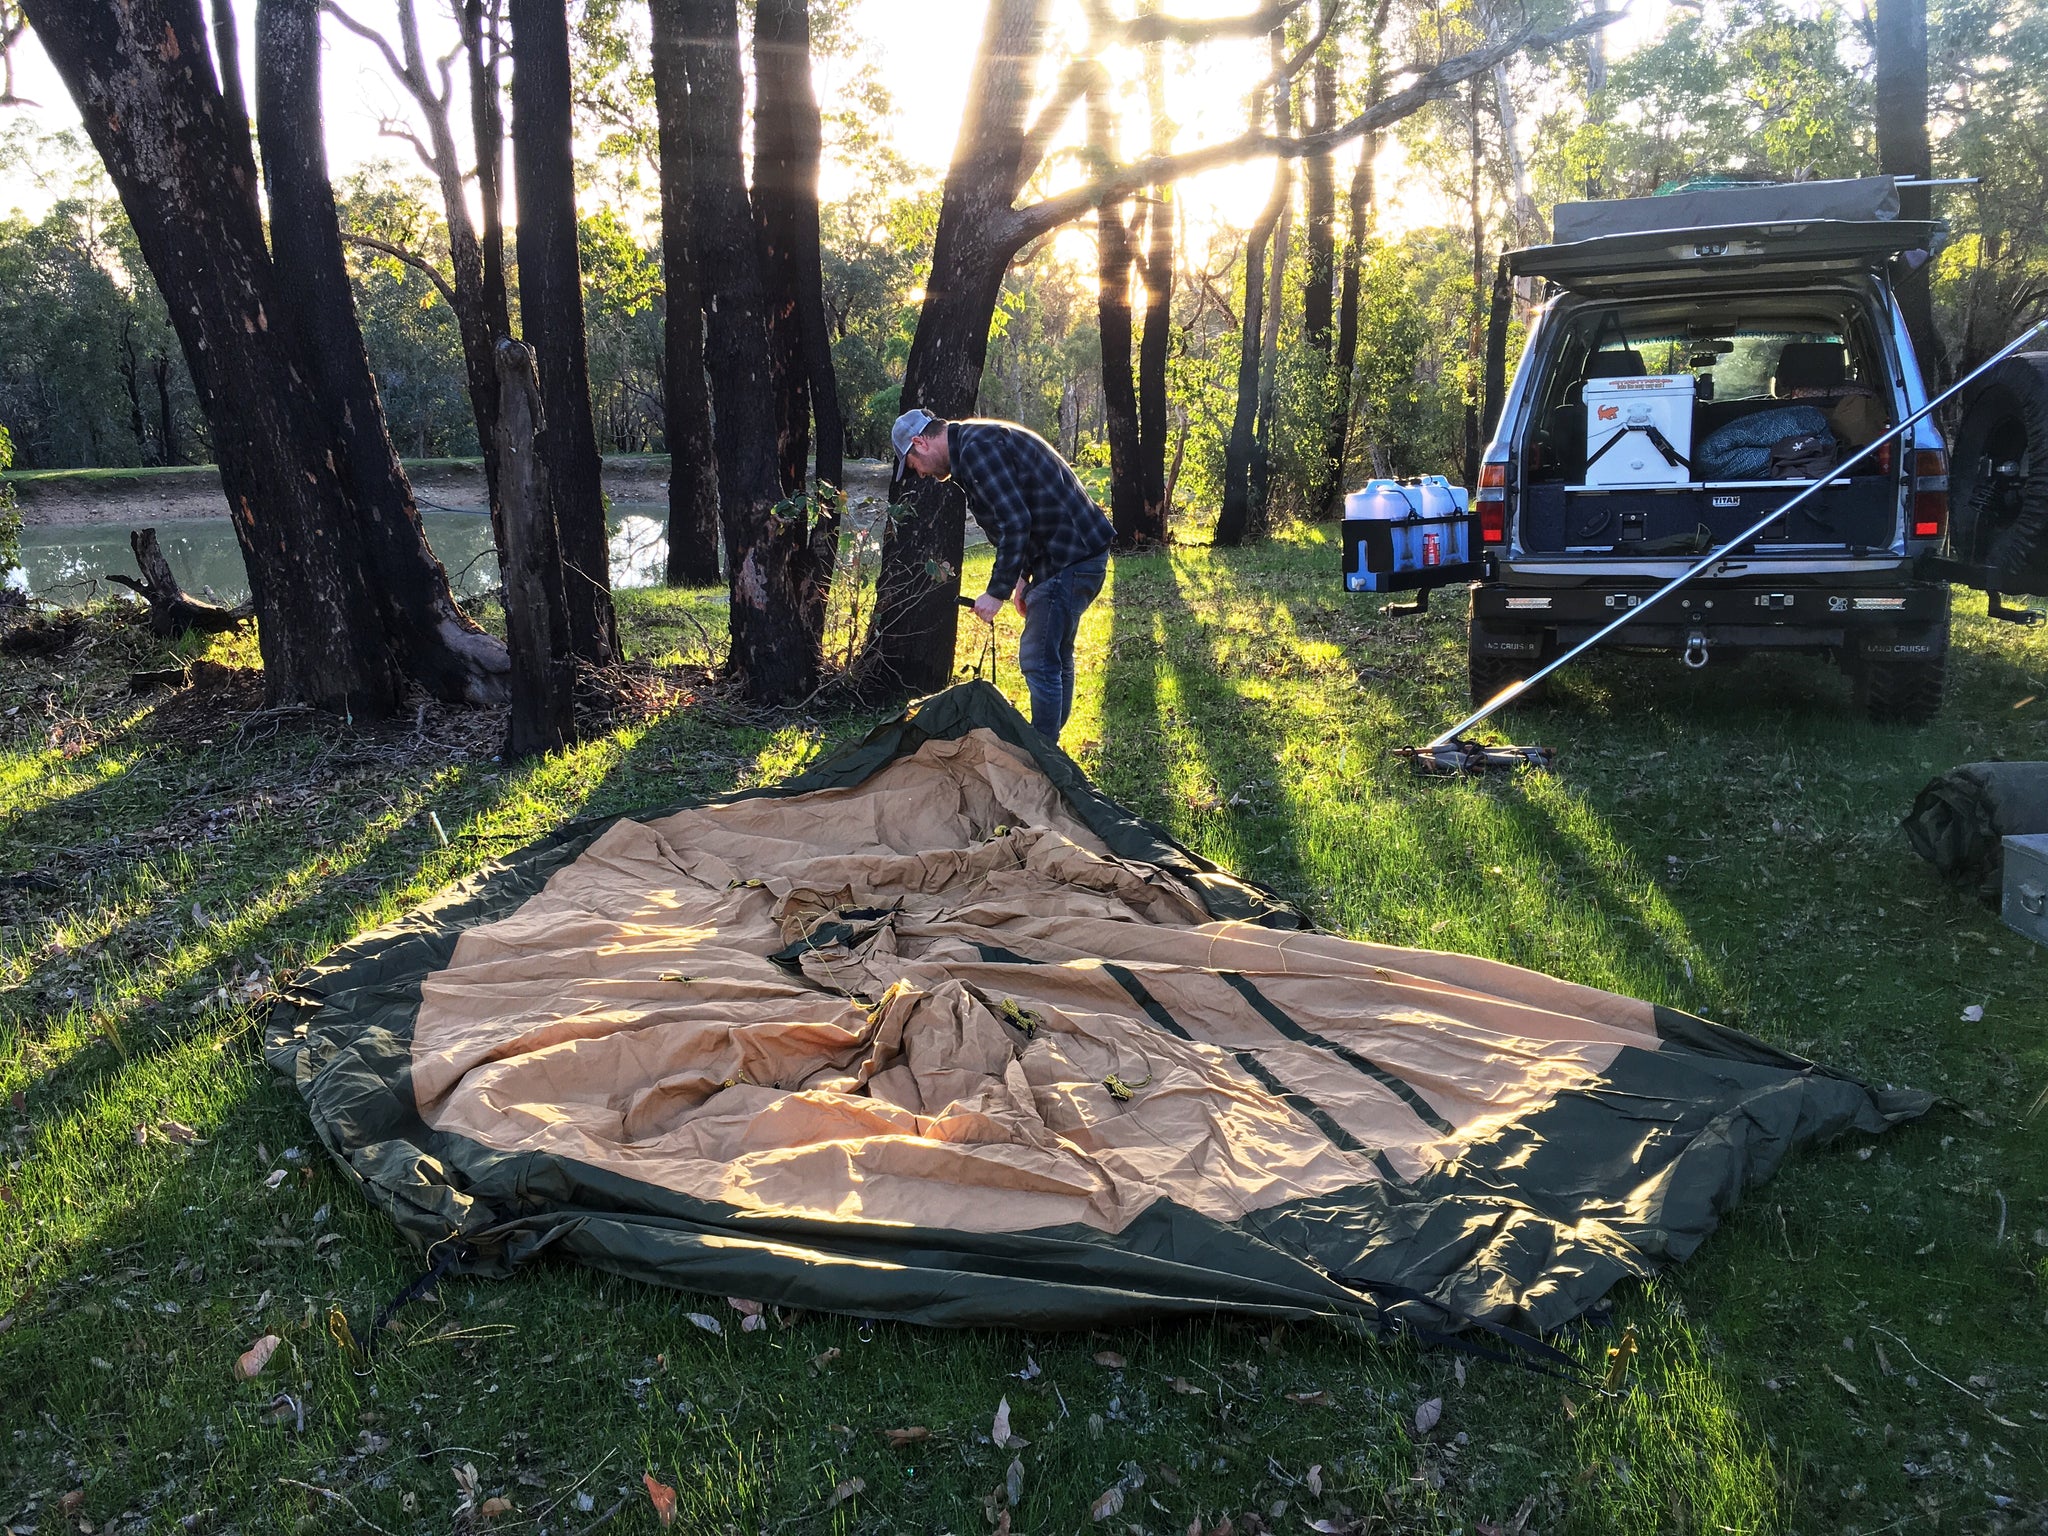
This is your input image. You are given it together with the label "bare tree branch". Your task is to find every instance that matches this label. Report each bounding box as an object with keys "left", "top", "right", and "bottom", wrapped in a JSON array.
[
  {"left": 1118, "top": 0, "right": 1311, "bottom": 46},
  {"left": 344, "top": 232, "right": 460, "bottom": 308},
  {"left": 1017, "top": 59, "right": 1103, "bottom": 186},
  {"left": 1259, "top": 0, "right": 1344, "bottom": 90},
  {"left": 1007, "top": 8, "right": 1623, "bottom": 247},
  {"left": 322, "top": 2, "right": 412, "bottom": 86}
]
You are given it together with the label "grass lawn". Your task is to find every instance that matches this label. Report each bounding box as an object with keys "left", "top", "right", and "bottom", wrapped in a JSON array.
[{"left": 3, "top": 528, "right": 2045, "bottom": 1535}]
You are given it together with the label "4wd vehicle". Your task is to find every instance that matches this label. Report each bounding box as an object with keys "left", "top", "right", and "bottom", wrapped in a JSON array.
[{"left": 1444, "top": 176, "right": 2038, "bottom": 722}]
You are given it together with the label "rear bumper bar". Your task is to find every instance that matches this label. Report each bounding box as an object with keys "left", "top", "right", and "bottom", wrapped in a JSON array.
[{"left": 1474, "top": 581, "right": 1946, "bottom": 652}]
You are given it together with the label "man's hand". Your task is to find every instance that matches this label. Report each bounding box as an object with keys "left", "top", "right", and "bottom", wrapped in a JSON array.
[
  {"left": 1011, "top": 580, "right": 1027, "bottom": 619},
  {"left": 971, "top": 592, "right": 1003, "bottom": 624}
]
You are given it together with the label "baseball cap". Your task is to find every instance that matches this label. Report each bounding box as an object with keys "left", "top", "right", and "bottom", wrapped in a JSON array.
[{"left": 891, "top": 408, "right": 940, "bottom": 458}]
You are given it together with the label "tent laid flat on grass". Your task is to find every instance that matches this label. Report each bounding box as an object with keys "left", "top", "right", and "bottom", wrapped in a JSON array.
[{"left": 269, "top": 683, "right": 1929, "bottom": 1334}]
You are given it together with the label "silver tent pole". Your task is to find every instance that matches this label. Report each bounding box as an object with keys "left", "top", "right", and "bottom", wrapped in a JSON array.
[{"left": 1421, "top": 315, "right": 2048, "bottom": 756}]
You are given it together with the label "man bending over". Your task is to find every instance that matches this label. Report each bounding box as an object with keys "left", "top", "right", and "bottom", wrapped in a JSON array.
[{"left": 893, "top": 409, "right": 1114, "bottom": 745}]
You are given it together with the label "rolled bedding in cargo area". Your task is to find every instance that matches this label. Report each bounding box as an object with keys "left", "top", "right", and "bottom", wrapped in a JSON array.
[{"left": 1903, "top": 761, "right": 2048, "bottom": 900}]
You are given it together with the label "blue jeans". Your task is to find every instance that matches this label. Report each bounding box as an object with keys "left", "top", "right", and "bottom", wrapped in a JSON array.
[{"left": 1017, "top": 551, "right": 1108, "bottom": 743}]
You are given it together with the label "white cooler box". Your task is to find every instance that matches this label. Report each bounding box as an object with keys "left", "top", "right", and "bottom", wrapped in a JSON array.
[{"left": 1584, "top": 375, "right": 1696, "bottom": 488}]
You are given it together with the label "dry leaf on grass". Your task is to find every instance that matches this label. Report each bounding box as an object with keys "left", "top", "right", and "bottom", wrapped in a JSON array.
[
  {"left": 809, "top": 1346, "right": 842, "bottom": 1374},
  {"left": 59, "top": 1490, "right": 85, "bottom": 1516},
  {"left": 728, "top": 1297, "right": 767, "bottom": 1331},
  {"left": 1414, "top": 1396, "right": 1443, "bottom": 1435},
  {"left": 1093, "top": 1349, "right": 1126, "bottom": 1368},
  {"left": 159, "top": 1120, "right": 199, "bottom": 1144},
  {"left": 684, "top": 1312, "right": 723, "bottom": 1335},
  {"left": 234, "top": 1334, "right": 281, "bottom": 1380},
  {"left": 1090, "top": 1484, "right": 1125, "bottom": 1522},
  {"left": 883, "top": 1426, "right": 929, "bottom": 1448},
  {"left": 477, "top": 1496, "right": 513, "bottom": 1520},
  {"left": 991, "top": 1395, "right": 1028, "bottom": 1449},
  {"left": 643, "top": 1473, "right": 677, "bottom": 1528},
  {"left": 1168, "top": 1377, "right": 1202, "bottom": 1395},
  {"left": 1285, "top": 1389, "right": 1333, "bottom": 1406},
  {"left": 822, "top": 1478, "right": 864, "bottom": 1512},
  {"left": 1305, "top": 1464, "right": 1323, "bottom": 1497},
  {"left": 1828, "top": 1368, "right": 1862, "bottom": 1397},
  {"left": 1006, "top": 1456, "right": 1024, "bottom": 1507},
  {"left": 262, "top": 1168, "right": 287, "bottom": 1191}
]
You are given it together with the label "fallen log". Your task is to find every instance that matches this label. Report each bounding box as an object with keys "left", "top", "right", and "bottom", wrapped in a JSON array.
[{"left": 106, "top": 528, "right": 253, "bottom": 638}]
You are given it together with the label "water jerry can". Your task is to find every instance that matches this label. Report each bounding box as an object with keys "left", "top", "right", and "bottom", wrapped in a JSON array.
[{"left": 1341, "top": 476, "right": 1479, "bottom": 593}]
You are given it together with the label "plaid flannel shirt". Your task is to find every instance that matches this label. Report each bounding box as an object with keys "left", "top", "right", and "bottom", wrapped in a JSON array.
[{"left": 948, "top": 420, "right": 1114, "bottom": 599}]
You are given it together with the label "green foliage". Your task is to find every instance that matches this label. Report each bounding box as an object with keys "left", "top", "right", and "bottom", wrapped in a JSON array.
[
  {"left": 579, "top": 209, "right": 665, "bottom": 452},
  {"left": 0, "top": 131, "right": 200, "bottom": 470},
  {"left": 336, "top": 167, "right": 479, "bottom": 459}
]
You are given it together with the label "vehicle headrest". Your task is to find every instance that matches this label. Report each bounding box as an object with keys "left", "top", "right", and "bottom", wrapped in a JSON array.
[
  {"left": 1773, "top": 342, "right": 1847, "bottom": 395},
  {"left": 1584, "top": 349, "right": 1647, "bottom": 379}
]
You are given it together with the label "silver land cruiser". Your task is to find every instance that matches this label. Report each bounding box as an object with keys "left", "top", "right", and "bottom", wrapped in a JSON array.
[{"left": 1468, "top": 176, "right": 1957, "bottom": 721}]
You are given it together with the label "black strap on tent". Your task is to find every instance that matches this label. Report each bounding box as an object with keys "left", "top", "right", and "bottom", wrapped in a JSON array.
[{"left": 348, "top": 1239, "right": 473, "bottom": 1361}]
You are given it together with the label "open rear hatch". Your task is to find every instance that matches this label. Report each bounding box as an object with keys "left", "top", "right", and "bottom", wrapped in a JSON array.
[{"left": 1508, "top": 177, "right": 1940, "bottom": 296}]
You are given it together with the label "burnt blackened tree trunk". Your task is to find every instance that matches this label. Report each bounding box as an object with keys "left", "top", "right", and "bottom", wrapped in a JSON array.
[
  {"left": 256, "top": 0, "right": 509, "bottom": 705},
  {"left": 753, "top": 0, "right": 810, "bottom": 497},
  {"left": 1875, "top": 0, "right": 1941, "bottom": 384},
  {"left": 1302, "top": 48, "right": 1340, "bottom": 517},
  {"left": 495, "top": 339, "right": 576, "bottom": 758},
  {"left": 25, "top": 0, "right": 402, "bottom": 714},
  {"left": 1133, "top": 192, "right": 1173, "bottom": 545},
  {"left": 1215, "top": 161, "right": 1288, "bottom": 548},
  {"left": 508, "top": 0, "right": 619, "bottom": 666},
  {"left": 648, "top": 0, "right": 722, "bottom": 587},
  {"left": 753, "top": 0, "right": 845, "bottom": 622},
  {"left": 666, "top": 0, "right": 820, "bottom": 702},
  {"left": 1099, "top": 196, "right": 1144, "bottom": 542}
]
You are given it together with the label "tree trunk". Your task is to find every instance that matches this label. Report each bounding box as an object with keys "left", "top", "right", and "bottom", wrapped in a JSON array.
[
  {"left": 494, "top": 339, "right": 576, "bottom": 759},
  {"left": 461, "top": 0, "right": 513, "bottom": 395},
  {"left": 508, "top": 0, "right": 619, "bottom": 667},
  {"left": 1099, "top": 197, "right": 1142, "bottom": 542},
  {"left": 1249, "top": 64, "right": 1293, "bottom": 533},
  {"left": 665, "top": 0, "right": 820, "bottom": 703},
  {"left": 154, "top": 352, "right": 177, "bottom": 464},
  {"left": 382, "top": 0, "right": 508, "bottom": 524},
  {"left": 256, "top": 0, "right": 510, "bottom": 706},
  {"left": 1302, "top": 51, "right": 1336, "bottom": 356},
  {"left": 1216, "top": 160, "right": 1288, "bottom": 548},
  {"left": 647, "top": 0, "right": 722, "bottom": 587},
  {"left": 108, "top": 527, "right": 251, "bottom": 637},
  {"left": 1134, "top": 192, "right": 1173, "bottom": 546},
  {"left": 1462, "top": 74, "right": 1484, "bottom": 488},
  {"left": 752, "top": 0, "right": 844, "bottom": 503},
  {"left": 25, "top": 0, "right": 403, "bottom": 715},
  {"left": 753, "top": 0, "right": 809, "bottom": 496},
  {"left": 1481, "top": 252, "right": 1512, "bottom": 444},
  {"left": 864, "top": 0, "right": 1049, "bottom": 693},
  {"left": 1874, "top": 0, "right": 1941, "bottom": 385},
  {"left": 1133, "top": 30, "right": 1172, "bottom": 548},
  {"left": 206, "top": 0, "right": 258, "bottom": 221},
  {"left": 1319, "top": 0, "right": 1391, "bottom": 518}
]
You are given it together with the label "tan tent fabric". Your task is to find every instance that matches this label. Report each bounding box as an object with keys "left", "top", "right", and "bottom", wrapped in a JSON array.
[
  {"left": 415, "top": 728, "right": 1649, "bottom": 1234},
  {"left": 273, "top": 682, "right": 1926, "bottom": 1333}
]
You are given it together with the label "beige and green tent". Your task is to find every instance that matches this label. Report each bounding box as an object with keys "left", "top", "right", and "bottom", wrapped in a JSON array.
[{"left": 268, "top": 683, "right": 1927, "bottom": 1334}]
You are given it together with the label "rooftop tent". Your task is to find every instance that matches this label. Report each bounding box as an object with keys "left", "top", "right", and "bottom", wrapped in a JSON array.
[
  {"left": 1509, "top": 176, "right": 1939, "bottom": 294},
  {"left": 1550, "top": 176, "right": 1904, "bottom": 244},
  {"left": 267, "top": 683, "right": 1929, "bottom": 1334}
]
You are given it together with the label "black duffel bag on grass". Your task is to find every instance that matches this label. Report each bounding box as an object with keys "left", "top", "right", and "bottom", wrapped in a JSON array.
[{"left": 1902, "top": 761, "right": 2048, "bottom": 901}]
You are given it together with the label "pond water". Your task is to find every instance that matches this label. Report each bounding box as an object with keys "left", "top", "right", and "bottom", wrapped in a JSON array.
[{"left": 9, "top": 503, "right": 679, "bottom": 607}]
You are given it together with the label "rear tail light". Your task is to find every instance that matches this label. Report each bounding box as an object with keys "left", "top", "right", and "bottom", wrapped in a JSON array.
[
  {"left": 1477, "top": 462, "right": 1507, "bottom": 545},
  {"left": 1911, "top": 448, "right": 1948, "bottom": 539}
]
